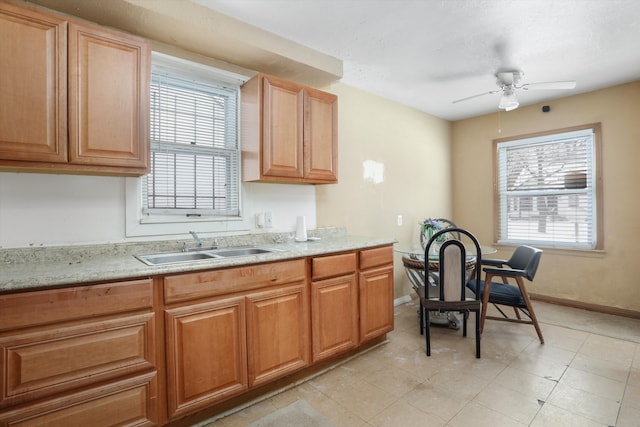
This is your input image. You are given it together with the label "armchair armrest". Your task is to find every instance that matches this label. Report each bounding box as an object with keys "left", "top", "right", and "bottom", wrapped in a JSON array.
[
  {"left": 480, "top": 258, "right": 507, "bottom": 267},
  {"left": 482, "top": 267, "right": 527, "bottom": 278}
]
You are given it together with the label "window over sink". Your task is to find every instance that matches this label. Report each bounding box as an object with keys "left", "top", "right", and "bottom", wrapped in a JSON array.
[{"left": 126, "top": 52, "right": 248, "bottom": 237}]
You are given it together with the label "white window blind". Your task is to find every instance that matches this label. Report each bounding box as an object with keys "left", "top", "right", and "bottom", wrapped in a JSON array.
[
  {"left": 496, "top": 127, "right": 598, "bottom": 249},
  {"left": 143, "top": 62, "right": 240, "bottom": 217}
]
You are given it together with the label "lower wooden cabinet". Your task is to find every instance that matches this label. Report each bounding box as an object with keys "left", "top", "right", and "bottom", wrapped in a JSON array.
[
  {"left": 311, "top": 274, "right": 359, "bottom": 361},
  {"left": 165, "top": 296, "right": 247, "bottom": 418},
  {"left": 359, "top": 247, "right": 395, "bottom": 342},
  {"left": 0, "top": 372, "right": 157, "bottom": 427},
  {"left": 310, "top": 252, "right": 359, "bottom": 362},
  {"left": 162, "top": 260, "right": 309, "bottom": 420},
  {"left": 0, "top": 279, "right": 158, "bottom": 426},
  {"left": 246, "top": 283, "right": 310, "bottom": 387}
]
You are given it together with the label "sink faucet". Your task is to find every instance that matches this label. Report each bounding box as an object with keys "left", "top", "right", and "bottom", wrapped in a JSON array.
[{"left": 189, "top": 231, "right": 203, "bottom": 248}]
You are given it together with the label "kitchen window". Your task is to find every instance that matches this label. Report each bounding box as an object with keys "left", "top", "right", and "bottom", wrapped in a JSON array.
[
  {"left": 125, "top": 53, "right": 248, "bottom": 237},
  {"left": 495, "top": 124, "right": 602, "bottom": 250}
]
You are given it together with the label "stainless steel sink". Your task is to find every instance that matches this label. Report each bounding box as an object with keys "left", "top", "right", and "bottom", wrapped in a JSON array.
[
  {"left": 213, "top": 248, "right": 273, "bottom": 257},
  {"left": 135, "top": 246, "right": 286, "bottom": 266}
]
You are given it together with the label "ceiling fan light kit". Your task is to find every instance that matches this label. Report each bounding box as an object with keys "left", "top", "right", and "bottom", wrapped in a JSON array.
[
  {"left": 453, "top": 70, "right": 576, "bottom": 112},
  {"left": 499, "top": 86, "right": 519, "bottom": 111}
]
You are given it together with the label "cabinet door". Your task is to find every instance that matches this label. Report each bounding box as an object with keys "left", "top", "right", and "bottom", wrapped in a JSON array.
[
  {"left": 0, "top": 372, "right": 157, "bottom": 427},
  {"left": 359, "top": 265, "right": 394, "bottom": 342},
  {"left": 311, "top": 274, "right": 358, "bottom": 362},
  {"left": 165, "top": 296, "right": 247, "bottom": 418},
  {"left": 0, "top": 313, "right": 155, "bottom": 409},
  {"left": 68, "top": 22, "right": 149, "bottom": 170},
  {"left": 246, "top": 283, "right": 309, "bottom": 387},
  {"left": 0, "top": 3, "right": 67, "bottom": 163},
  {"left": 261, "top": 75, "right": 304, "bottom": 178},
  {"left": 304, "top": 88, "right": 337, "bottom": 182}
]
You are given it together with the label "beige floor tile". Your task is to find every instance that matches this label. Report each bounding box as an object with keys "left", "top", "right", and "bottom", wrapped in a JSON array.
[
  {"left": 360, "top": 363, "right": 424, "bottom": 398},
  {"left": 403, "top": 380, "right": 472, "bottom": 421},
  {"left": 578, "top": 334, "right": 637, "bottom": 366},
  {"left": 530, "top": 403, "right": 608, "bottom": 427},
  {"left": 520, "top": 339, "right": 577, "bottom": 366},
  {"left": 633, "top": 345, "right": 640, "bottom": 369},
  {"left": 310, "top": 375, "right": 397, "bottom": 422},
  {"left": 493, "top": 366, "right": 557, "bottom": 401},
  {"left": 508, "top": 351, "right": 569, "bottom": 381},
  {"left": 546, "top": 382, "right": 620, "bottom": 425},
  {"left": 570, "top": 352, "right": 631, "bottom": 383},
  {"left": 621, "top": 383, "right": 640, "bottom": 409},
  {"left": 616, "top": 402, "right": 640, "bottom": 427},
  {"left": 559, "top": 366, "right": 626, "bottom": 401},
  {"left": 538, "top": 323, "right": 589, "bottom": 352},
  {"left": 472, "top": 381, "right": 543, "bottom": 424},
  {"left": 628, "top": 368, "right": 640, "bottom": 388},
  {"left": 448, "top": 402, "right": 527, "bottom": 427},
  {"left": 369, "top": 399, "right": 446, "bottom": 427}
]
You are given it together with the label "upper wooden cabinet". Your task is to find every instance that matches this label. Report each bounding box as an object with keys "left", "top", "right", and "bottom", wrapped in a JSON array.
[
  {"left": 0, "top": 2, "right": 150, "bottom": 176},
  {"left": 241, "top": 74, "right": 338, "bottom": 184}
]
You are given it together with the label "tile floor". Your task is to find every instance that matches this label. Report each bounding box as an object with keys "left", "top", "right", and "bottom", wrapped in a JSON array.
[{"left": 205, "top": 300, "right": 640, "bottom": 426}]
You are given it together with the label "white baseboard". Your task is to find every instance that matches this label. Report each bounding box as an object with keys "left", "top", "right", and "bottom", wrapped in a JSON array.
[{"left": 394, "top": 294, "right": 412, "bottom": 306}]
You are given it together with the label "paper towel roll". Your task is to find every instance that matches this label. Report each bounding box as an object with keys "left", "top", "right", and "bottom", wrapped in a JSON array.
[{"left": 295, "top": 215, "right": 307, "bottom": 242}]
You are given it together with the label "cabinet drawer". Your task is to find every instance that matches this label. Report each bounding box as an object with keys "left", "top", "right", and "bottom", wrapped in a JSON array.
[
  {"left": 311, "top": 252, "right": 356, "bottom": 280},
  {"left": 359, "top": 245, "right": 394, "bottom": 270},
  {"left": 164, "top": 259, "right": 306, "bottom": 304},
  {"left": 0, "top": 313, "right": 155, "bottom": 408},
  {"left": 0, "top": 371, "right": 157, "bottom": 427},
  {"left": 0, "top": 279, "right": 153, "bottom": 332}
]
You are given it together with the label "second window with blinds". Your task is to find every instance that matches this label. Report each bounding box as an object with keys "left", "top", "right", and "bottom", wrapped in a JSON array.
[{"left": 495, "top": 124, "right": 602, "bottom": 250}]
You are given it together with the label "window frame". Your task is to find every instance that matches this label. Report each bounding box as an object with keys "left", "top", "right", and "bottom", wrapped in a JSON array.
[
  {"left": 493, "top": 123, "right": 603, "bottom": 251},
  {"left": 125, "top": 52, "right": 250, "bottom": 238}
]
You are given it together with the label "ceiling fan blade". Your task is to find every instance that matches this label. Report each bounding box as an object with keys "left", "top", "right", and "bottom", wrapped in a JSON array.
[
  {"left": 452, "top": 89, "right": 501, "bottom": 104},
  {"left": 520, "top": 81, "right": 576, "bottom": 90}
]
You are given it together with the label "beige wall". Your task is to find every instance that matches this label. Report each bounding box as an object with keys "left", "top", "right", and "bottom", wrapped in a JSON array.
[
  {"left": 451, "top": 81, "right": 640, "bottom": 312},
  {"left": 316, "top": 83, "right": 451, "bottom": 299}
]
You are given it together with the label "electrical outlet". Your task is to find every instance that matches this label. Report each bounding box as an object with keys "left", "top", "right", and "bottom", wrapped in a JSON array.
[
  {"left": 265, "top": 211, "right": 273, "bottom": 228},
  {"left": 397, "top": 215, "right": 403, "bottom": 226}
]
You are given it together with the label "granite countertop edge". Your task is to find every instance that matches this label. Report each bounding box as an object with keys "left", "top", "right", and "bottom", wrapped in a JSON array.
[{"left": 0, "top": 229, "right": 397, "bottom": 292}]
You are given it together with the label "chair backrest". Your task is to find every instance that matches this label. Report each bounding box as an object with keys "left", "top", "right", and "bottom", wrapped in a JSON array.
[
  {"left": 425, "top": 227, "right": 482, "bottom": 302},
  {"left": 506, "top": 245, "right": 543, "bottom": 281}
]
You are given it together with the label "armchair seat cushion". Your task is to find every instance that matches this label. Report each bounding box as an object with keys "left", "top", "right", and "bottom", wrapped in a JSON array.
[{"left": 467, "top": 279, "right": 525, "bottom": 306}]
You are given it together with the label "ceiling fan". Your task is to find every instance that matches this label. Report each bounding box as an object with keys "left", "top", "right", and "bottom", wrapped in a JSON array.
[{"left": 452, "top": 71, "right": 576, "bottom": 111}]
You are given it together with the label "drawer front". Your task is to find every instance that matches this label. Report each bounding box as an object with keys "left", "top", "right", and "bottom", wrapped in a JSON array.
[
  {"left": 164, "top": 259, "right": 306, "bottom": 304},
  {"left": 0, "top": 372, "right": 157, "bottom": 427},
  {"left": 0, "top": 313, "right": 155, "bottom": 408},
  {"left": 0, "top": 279, "right": 153, "bottom": 332},
  {"left": 311, "top": 252, "right": 356, "bottom": 281},
  {"left": 359, "top": 245, "right": 394, "bottom": 270}
]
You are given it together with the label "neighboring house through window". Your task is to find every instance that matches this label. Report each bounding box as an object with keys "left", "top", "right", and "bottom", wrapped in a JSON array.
[{"left": 495, "top": 124, "right": 602, "bottom": 250}]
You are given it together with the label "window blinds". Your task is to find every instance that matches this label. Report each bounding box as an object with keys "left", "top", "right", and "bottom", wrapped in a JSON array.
[
  {"left": 496, "top": 128, "right": 596, "bottom": 249},
  {"left": 144, "top": 67, "right": 240, "bottom": 216}
]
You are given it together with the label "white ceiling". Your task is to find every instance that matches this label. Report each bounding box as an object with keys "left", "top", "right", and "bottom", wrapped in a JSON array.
[{"left": 195, "top": 0, "right": 640, "bottom": 121}]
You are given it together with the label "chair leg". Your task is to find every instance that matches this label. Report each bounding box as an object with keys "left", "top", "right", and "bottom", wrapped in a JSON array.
[
  {"left": 475, "top": 309, "right": 481, "bottom": 358},
  {"left": 515, "top": 277, "right": 545, "bottom": 344},
  {"left": 425, "top": 310, "right": 432, "bottom": 356},
  {"left": 479, "top": 273, "right": 494, "bottom": 333},
  {"left": 462, "top": 311, "right": 468, "bottom": 337},
  {"left": 419, "top": 302, "right": 424, "bottom": 335}
]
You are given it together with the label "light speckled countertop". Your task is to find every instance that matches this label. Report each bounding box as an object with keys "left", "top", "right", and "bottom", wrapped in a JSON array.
[{"left": 0, "top": 228, "right": 396, "bottom": 292}]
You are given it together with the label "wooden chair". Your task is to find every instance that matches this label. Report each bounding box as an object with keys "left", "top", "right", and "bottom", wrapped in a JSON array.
[
  {"left": 419, "top": 228, "right": 482, "bottom": 358},
  {"left": 467, "top": 245, "right": 544, "bottom": 344}
]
